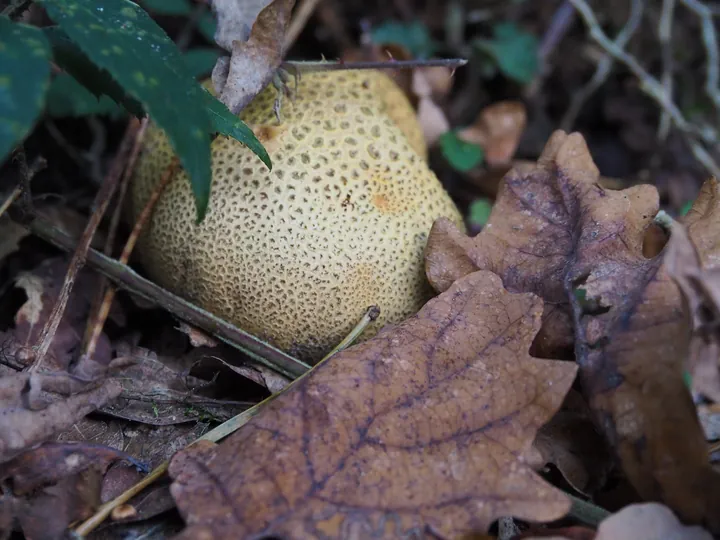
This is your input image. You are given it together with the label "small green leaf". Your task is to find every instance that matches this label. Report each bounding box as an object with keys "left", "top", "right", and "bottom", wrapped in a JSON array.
[
  {"left": 0, "top": 16, "right": 52, "bottom": 163},
  {"left": 474, "top": 22, "right": 539, "bottom": 84},
  {"left": 468, "top": 198, "right": 493, "bottom": 228},
  {"left": 203, "top": 90, "right": 271, "bottom": 171},
  {"left": 141, "top": 0, "right": 192, "bottom": 16},
  {"left": 680, "top": 200, "right": 694, "bottom": 216},
  {"left": 439, "top": 131, "right": 484, "bottom": 172},
  {"left": 371, "top": 20, "right": 436, "bottom": 58},
  {"left": 198, "top": 11, "right": 217, "bottom": 42},
  {"left": 183, "top": 48, "right": 221, "bottom": 79},
  {"left": 46, "top": 73, "right": 123, "bottom": 117},
  {"left": 38, "top": 0, "right": 213, "bottom": 220}
]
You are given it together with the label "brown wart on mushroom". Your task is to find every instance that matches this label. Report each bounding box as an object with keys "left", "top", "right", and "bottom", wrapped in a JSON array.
[{"left": 129, "top": 70, "right": 463, "bottom": 363}]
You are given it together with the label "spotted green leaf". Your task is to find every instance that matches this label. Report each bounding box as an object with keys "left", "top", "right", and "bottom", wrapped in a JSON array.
[
  {"left": 46, "top": 73, "right": 123, "bottom": 117},
  {"left": 0, "top": 16, "right": 51, "bottom": 164},
  {"left": 439, "top": 131, "right": 484, "bottom": 172},
  {"left": 474, "top": 22, "right": 539, "bottom": 85},
  {"left": 37, "top": 0, "right": 213, "bottom": 220},
  {"left": 183, "top": 48, "right": 222, "bottom": 79}
]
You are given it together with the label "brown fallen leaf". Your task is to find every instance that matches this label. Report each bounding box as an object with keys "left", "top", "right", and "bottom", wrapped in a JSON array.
[
  {"left": 425, "top": 131, "right": 720, "bottom": 532},
  {"left": 664, "top": 178, "right": 720, "bottom": 401},
  {"left": 168, "top": 271, "right": 577, "bottom": 539},
  {"left": 210, "top": 0, "right": 296, "bottom": 114},
  {"left": 457, "top": 101, "right": 527, "bottom": 167},
  {"left": 528, "top": 391, "right": 612, "bottom": 495}
]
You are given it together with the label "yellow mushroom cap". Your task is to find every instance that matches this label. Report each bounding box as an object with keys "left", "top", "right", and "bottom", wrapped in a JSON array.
[{"left": 130, "top": 70, "right": 463, "bottom": 362}]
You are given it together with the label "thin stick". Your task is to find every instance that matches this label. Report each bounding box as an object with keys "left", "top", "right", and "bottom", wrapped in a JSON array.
[
  {"left": 561, "top": 0, "right": 644, "bottom": 131},
  {"left": 72, "top": 305, "right": 379, "bottom": 537},
  {"left": 657, "top": 0, "right": 676, "bottom": 139},
  {"left": 28, "top": 119, "right": 140, "bottom": 373},
  {"left": 283, "top": 58, "right": 468, "bottom": 72},
  {"left": 709, "top": 440, "right": 720, "bottom": 455},
  {"left": 680, "top": 0, "right": 720, "bottom": 112},
  {"left": 568, "top": 0, "right": 720, "bottom": 178},
  {"left": 83, "top": 118, "right": 149, "bottom": 354},
  {"left": 84, "top": 158, "right": 178, "bottom": 360},
  {"left": 0, "top": 187, "right": 22, "bottom": 220},
  {"left": 283, "top": 0, "right": 323, "bottom": 51},
  {"left": 25, "top": 215, "right": 311, "bottom": 379}
]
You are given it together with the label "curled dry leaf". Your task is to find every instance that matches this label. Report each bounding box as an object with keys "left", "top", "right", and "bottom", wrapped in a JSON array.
[
  {"left": 425, "top": 131, "right": 720, "bottom": 532},
  {"left": 168, "top": 271, "right": 577, "bottom": 539},
  {"left": 457, "top": 101, "right": 527, "bottom": 167},
  {"left": 211, "top": 0, "right": 296, "bottom": 114},
  {"left": 664, "top": 178, "right": 720, "bottom": 401},
  {"left": 412, "top": 68, "right": 450, "bottom": 147}
]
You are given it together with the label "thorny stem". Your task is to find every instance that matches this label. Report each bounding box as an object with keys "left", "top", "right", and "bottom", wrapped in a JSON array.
[
  {"left": 83, "top": 118, "right": 149, "bottom": 354},
  {"left": 28, "top": 119, "right": 140, "bottom": 373},
  {"left": 680, "top": 0, "right": 720, "bottom": 113},
  {"left": 84, "top": 158, "right": 178, "bottom": 360},
  {"left": 72, "top": 306, "right": 379, "bottom": 538},
  {"left": 24, "top": 215, "right": 311, "bottom": 379},
  {"left": 283, "top": 58, "right": 468, "bottom": 72}
]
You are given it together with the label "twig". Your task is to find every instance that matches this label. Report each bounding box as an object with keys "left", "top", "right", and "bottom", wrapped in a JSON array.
[
  {"left": 283, "top": 58, "right": 468, "bottom": 72},
  {"left": 0, "top": 187, "right": 22, "bottom": 220},
  {"left": 83, "top": 118, "right": 148, "bottom": 355},
  {"left": 1, "top": 0, "right": 31, "bottom": 18},
  {"left": 13, "top": 148, "right": 46, "bottom": 217},
  {"left": 72, "top": 305, "right": 379, "bottom": 537},
  {"left": 658, "top": 0, "right": 676, "bottom": 139},
  {"left": 681, "top": 0, "right": 720, "bottom": 112},
  {"left": 284, "top": 0, "right": 323, "bottom": 51},
  {"left": 84, "top": 158, "right": 178, "bottom": 360},
  {"left": 561, "top": 0, "right": 644, "bottom": 131},
  {"left": 24, "top": 215, "right": 311, "bottom": 379},
  {"left": 175, "top": 2, "right": 206, "bottom": 51},
  {"left": 709, "top": 440, "right": 720, "bottom": 455},
  {"left": 525, "top": 1, "right": 576, "bottom": 100},
  {"left": 27, "top": 119, "right": 140, "bottom": 373},
  {"left": 568, "top": 0, "right": 720, "bottom": 178}
]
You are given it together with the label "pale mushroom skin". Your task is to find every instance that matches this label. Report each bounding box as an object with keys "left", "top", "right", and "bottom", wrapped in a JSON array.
[{"left": 130, "top": 70, "right": 464, "bottom": 362}]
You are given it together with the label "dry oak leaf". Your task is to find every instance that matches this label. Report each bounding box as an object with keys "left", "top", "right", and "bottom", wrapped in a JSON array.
[
  {"left": 457, "top": 101, "right": 527, "bottom": 167},
  {"left": 211, "top": 0, "right": 296, "bottom": 114},
  {"left": 666, "top": 178, "right": 720, "bottom": 401},
  {"left": 426, "top": 131, "right": 720, "bottom": 533},
  {"left": 168, "top": 270, "right": 578, "bottom": 539}
]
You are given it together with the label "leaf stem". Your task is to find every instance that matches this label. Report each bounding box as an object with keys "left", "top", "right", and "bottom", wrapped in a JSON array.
[{"left": 567, "top": 493, "right": 611, "bottom": 527}]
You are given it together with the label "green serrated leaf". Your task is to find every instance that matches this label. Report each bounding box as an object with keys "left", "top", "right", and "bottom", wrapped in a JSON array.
[
  {"left": 141, "top": 0, "right": 192, "bottom": 16},
  {"left": 38, "top": 0, "right": 213, "bottom": 220},
  {"left": 183, "top": 48, "right": 221, "bottom": 79},
  {"left": 198, "top": 11, "right": 217, "bottom": 42},
  {"left": 680, "top": 200, "right": 694, "bottom": 216},
  {"left": 202, "top": 90, "right": 271, "bottom": 171},
  {"left": 439, "top": 131, "right": 484, "bottom": 172},
  {"left": 46, "top": 73, "right": 123, "bottom": 117},
  {"left": 371, "top": 20, "right": 436, "bottom": 58},
  {"left": 468, "top": 198, "right": 493, "bottom": 228},
  {"left": 474, "top": 22, "right": 539, "bottom": 84},
  {"left": 0, "top": 16, "right": 52, "bottom": 164},
  {"left": 45, "top": 27, "right": 144, "bottom": 116}
]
